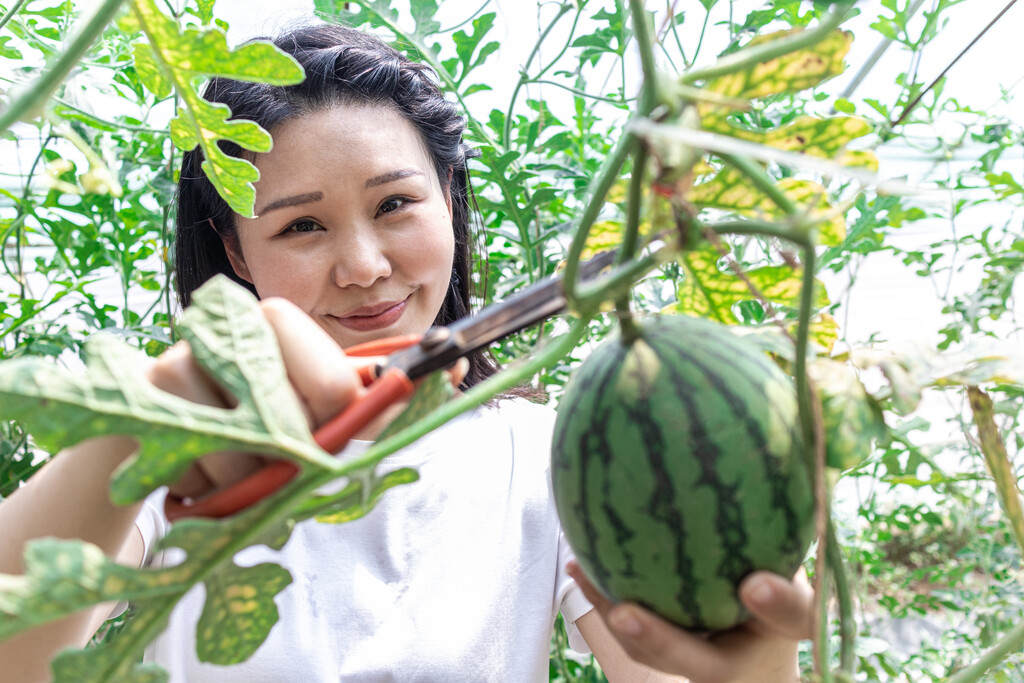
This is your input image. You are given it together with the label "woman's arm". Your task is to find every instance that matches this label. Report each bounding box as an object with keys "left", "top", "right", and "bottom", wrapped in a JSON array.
[
  {"left": 0, "top": 437, "right": 148, "bottom": 683},
  {"left": 0, "top": 298, "right": 364, "bottom": 683}
]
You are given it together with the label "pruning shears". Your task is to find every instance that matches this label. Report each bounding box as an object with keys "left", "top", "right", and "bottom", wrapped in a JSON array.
[{"left": 164, "top": 250, "right": 617, "bottom": 521}]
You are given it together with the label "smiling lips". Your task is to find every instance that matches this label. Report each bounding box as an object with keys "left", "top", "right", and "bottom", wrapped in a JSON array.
[{"left": 334, "top": 298, "right": 408, "bottom": 331}]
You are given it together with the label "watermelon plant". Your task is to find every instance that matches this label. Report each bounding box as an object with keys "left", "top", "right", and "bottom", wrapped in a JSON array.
[
  {"left": 551, "top": 314, "right": 816, "bottom": 632},
  {"left": 1, "top": 0, "right": 1023, "bottom": 681}
]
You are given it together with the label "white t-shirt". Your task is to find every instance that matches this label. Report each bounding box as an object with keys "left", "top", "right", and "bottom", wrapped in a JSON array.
[{"left": 132, "top": 398, "right": 594, "bottom": 682}]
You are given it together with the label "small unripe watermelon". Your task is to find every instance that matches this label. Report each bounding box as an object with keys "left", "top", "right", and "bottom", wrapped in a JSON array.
[{"left": 552, "top": 315, "right": 815, "bottom": 631}]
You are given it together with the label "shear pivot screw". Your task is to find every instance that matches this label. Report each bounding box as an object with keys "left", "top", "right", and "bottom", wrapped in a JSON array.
[{"left": 419, "top": 327, "right": 451, "bottom": 350}]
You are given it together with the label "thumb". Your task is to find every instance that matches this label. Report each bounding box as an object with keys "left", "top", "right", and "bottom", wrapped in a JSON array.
[{"left": 739, "top": 571, "right": 814, "bottom": 641}]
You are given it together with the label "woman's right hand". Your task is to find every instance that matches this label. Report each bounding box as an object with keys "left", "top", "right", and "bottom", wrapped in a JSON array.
[{"left": 146, "top": 298, "right": 368, "bottom": 501}]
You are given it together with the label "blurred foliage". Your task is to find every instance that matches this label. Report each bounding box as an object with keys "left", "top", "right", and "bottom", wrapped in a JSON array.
[{"left": 1, "top": 0, "right": 1023, "bottom": 680}]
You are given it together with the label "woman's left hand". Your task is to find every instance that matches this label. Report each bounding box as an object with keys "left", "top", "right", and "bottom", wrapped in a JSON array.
[{"left": 567, "top": 562, "right": 813, "bottom": 683}]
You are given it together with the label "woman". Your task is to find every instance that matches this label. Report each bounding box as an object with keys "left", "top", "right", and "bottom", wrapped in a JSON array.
[{"left": 0, "top": 23, "right": 811, "bottom": 682}]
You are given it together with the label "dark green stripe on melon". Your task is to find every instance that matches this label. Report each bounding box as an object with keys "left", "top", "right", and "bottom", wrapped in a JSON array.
[{"left": 552, "top": 315, "right": 814, "bottom": 632}]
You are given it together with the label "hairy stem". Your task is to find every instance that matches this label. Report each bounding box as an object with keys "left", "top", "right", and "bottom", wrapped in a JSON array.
[
  {"left": 946, "top": 620, "right": 1024, "bottom": 683},
  {"left": 0, "top": 0, "right": 29, "bottom": 33},
  {"left": 563, "top": 132, "right": 638, "bottom": 304},
  {"left": 502, "top": 2, "right": 573, "bottom": 149},
  {"left": 828, "top": 520, "right": 855, "bottom": 678}
]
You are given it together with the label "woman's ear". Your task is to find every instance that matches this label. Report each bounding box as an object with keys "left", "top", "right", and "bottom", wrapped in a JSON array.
[{"left": 222, "top": 234, "right": 253, "bottom": 284}]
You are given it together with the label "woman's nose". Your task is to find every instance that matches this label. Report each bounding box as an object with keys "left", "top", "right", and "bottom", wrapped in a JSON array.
[{"left": 331, "top": 230, "right": 392, "bottom": 289}]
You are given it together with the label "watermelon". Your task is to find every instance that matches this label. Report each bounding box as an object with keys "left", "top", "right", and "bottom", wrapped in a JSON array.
[{"left": 551, "top": 314, "right": 815, "bottom": 631}]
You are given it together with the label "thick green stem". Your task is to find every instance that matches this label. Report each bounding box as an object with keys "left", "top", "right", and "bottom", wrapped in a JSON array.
[
  {"left": 828, "top": 520, "right": 855, "bottom": 678},
  {"left": 576, "top": 245, "right": 673, "bottom": 310},
  {"left": 798, "top": 243, "right": 832, "bottom": 680},
  {"left": 946, "top": 620, "right": 1024, "bottom": 683},
  {"left": 721, "top": 152, "right": 799, "bottom": 216},
  {"left": 680, "top": 5, "right": 852, "bottom": 86},
  {"left": 619, "top": 146, "right": 647, "bottom": 265},
  {"left": 628, "top": 0, "right": 657, "bottom": 93},
  {"left": 0, "top": 0, "right": 29, "bottom": 33},
  {"left": 563, "top": 132, "right": 638, "bottom": 304},
  {"left": 708, "top": 219, "right": 810, "bottom": 245},
  {"left": 502, "top": 2, "right": 573, "bottom": 149},
  {"left": 343, "top": 317, "right": 593, "bottom": 475},
  {"left": 0, "top": 0, "right": 126, "bottom": 134}
]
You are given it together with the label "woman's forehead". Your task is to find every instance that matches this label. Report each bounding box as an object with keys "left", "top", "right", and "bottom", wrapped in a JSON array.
[{"left": 253, "top": 103, "right": 439, "bottom": 186}]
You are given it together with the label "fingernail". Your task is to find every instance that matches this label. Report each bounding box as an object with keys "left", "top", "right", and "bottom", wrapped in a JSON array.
[
  {"left": 748, "top": 577, "right": 775, "bottom": 606},
  {"left": 609, "top": 606, "right": 643, "bottom": 636}
]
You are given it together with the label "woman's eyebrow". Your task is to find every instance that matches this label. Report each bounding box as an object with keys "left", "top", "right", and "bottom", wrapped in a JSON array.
[
  {"left": 365, "top": 168, "right": 423, "bottom": 188},
  {"left": 256, "top": 191, "right": 324, "bottom": 216}
]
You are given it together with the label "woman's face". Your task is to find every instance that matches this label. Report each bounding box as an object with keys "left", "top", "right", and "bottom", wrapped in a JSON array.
[{"left": 225, "top": 104, "right": 456, "bottom": 349}]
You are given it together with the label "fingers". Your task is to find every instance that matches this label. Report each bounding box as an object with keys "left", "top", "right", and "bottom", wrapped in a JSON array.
[
  {"left": 567, "top": 561, "right": 727, "bottom": 680},
  {"left": 738, "top": 570, "right": 815, "bottom": 641},
  {"left": 146, "top": 342, "right": 229, "bottom": 407},
  {"left": 260, "top": 298, "right": 363, "bottom": 428},
  {"left": 149, "top": 344, "right": 265, "bottom": 496},
  {"left": 449, "top": 357, "right": 469, "bottom": 389}
]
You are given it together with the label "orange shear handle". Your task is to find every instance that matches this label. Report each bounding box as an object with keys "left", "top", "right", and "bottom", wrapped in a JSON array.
[{"left": 163, "top": 334, "right": 421, "bottom": 521}]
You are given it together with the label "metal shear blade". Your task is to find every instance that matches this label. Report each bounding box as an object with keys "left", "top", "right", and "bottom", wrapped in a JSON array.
[{"left": 383, "top": 249, "right": 617, "bottom": 380}]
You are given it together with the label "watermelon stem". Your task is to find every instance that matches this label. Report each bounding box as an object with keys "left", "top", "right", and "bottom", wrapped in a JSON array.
[
  {"left": 712, "top": 150, "right": 837, "bottom": 680},
  {"left": 829, "top": 519, "right": 856, "bottom": 678},
  {"left": 563, "top": 132, "right": 638, "bottom": 306},
  {"left": 946, "top": 620, "right": 1024, "bottom": 683}
]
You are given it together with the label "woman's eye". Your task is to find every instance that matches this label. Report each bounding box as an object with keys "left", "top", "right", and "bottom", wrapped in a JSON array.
[
  {"left": 284, "top": 219, "right": 321, "bottom": 234},
  {"left": 378, "top": 197, "right": 407, "bottom": 215}
]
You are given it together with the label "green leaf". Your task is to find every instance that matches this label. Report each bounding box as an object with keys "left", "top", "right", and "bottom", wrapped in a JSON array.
[
  {"left": 850, "top": 342, "right": 1024, "bottom": 414},
  {"left": 451, "top": 12, "right": 497, "bottom": 83},
  {"left": 0, "top": 276, "right": 332, "bottom": 505},
  {"left": 131, "top": 43, "right": 171, "bottom": 98},
  {"left": 196, "top": 563, "right": 293, "bottom": 664},
  {"left": 0, "top": 36, "right": 22, "bottom": 59},
  {"left": 0, "top": 277, "right": 433, "bottom": 680},
  {"left": 130, "top": 0, "right": 305, "bottom": 216},
  {"left": 709, "top": 115, "right": 874, "bottom": 163},
  {"left": 809, "top": 359, "right": 887, "bottom": 470},
  {"left": 310, "top": 467, "right": 419, "bottom": 524}
]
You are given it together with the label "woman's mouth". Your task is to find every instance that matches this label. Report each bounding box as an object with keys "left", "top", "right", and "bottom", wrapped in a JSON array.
[{"left": 333, "top": 298, "right": 407, "bottom": 332}]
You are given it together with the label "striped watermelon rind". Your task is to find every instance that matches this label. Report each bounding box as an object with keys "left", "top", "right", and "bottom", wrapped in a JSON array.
[{"left": 552, "top": 314, "right": 815, "bottom": 631}]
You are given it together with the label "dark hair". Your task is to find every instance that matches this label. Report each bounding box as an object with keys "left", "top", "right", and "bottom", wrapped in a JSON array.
[{"left": 175, "top": 23, "right": 501, "bottom": 390}]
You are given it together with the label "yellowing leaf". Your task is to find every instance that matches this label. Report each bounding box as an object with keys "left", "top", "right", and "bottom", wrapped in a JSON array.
[
  {"left": 701, "top": 29, "right": 852, "bottom": 101},
  {"left": 665, "top": 244, "right": 827, "bottom": 324},
  {"left": 724, "top": 115, "right": 871, "bottom": 158},
  {"left": 807, "top": 312, "right": 839, "bottom": 354},
  {"left": 809, "top": 359, "right": 887, "bottom": 470},
  {"left": 197, "top": 564, "right": 292, "bottom": 665},
  {"left": 835, "top": 148, "right": 879, "bottom": 172},
  {"left": 580, "top": 220, "right": 628, "bottom": 260},
  {"left": 130, "top": 0, "right": 305, "bottom": 216},
  {"left": 579, "top": 186, "right": 679, "bottom": 259},
  {"left": 688, "top": 167, "right": 846, "bottom": 246}
]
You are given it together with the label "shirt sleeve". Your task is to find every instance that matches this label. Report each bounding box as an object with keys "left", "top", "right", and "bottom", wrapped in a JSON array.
[
  {"left": 555, "top": 527, "right": 595, "bottom": 653},
  {"left": 105, "top": 489, "right": 169, "bottom": 620}
]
